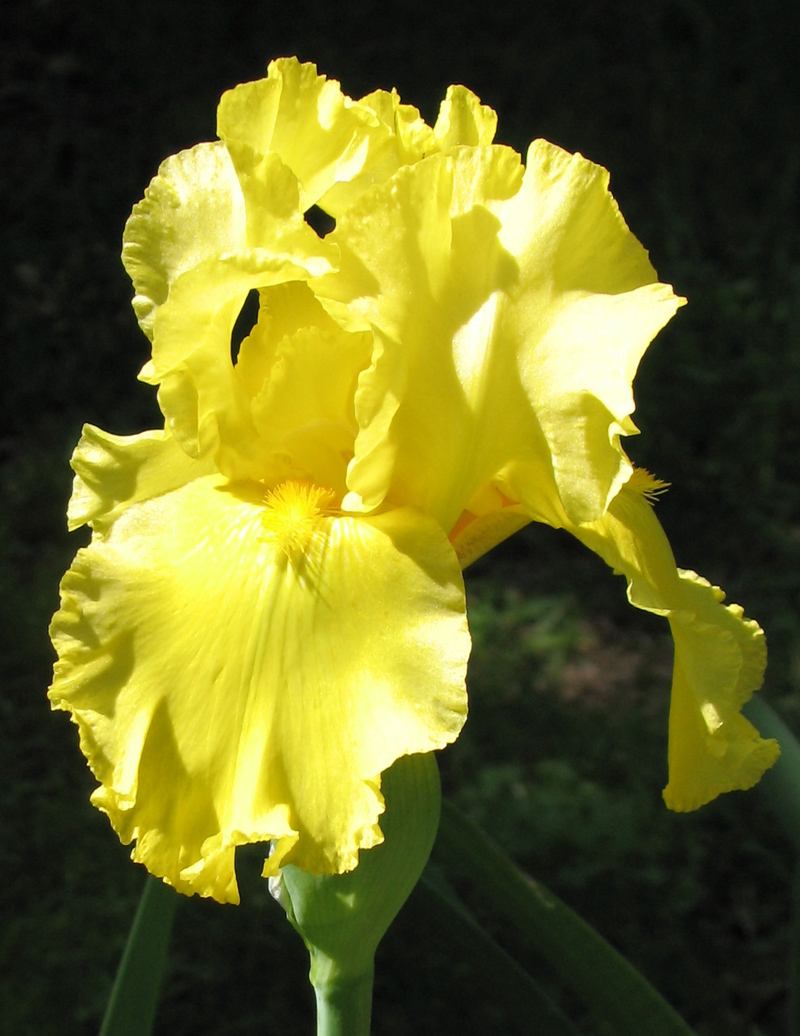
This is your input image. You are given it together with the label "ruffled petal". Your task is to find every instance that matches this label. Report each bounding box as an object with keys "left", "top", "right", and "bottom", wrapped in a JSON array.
[
  {"left": 122, "top": 142, "right": 248, "bottom": 340},
  {"left": 123, "top": 128, "right": 337, "bottom": 473},
  {"left": 144, "top": 242, "right": 337, "bottom": 472},
  {"left": 67, "top": 424, "right": 214, "bottom": 533},
  {"left": 216, "top": 59, "right": 503, "bottom": 225},
  {"left": 559, "top": 474, "right": 778, "bottom": 809},
  {"left": 321, "top": 83, "right": 495, "bottom": 215},
  {"left": 313, "top": 141, "right": 682, "bottom": 534},
  {"left": 48, "top": 474, "right": 469, "bottom": 902},
  {"left": 432, "top": 84, "right": 497, "bottom": 150},
  {"left": 318, "top": 87, "right": 437, "bottom": 218},
  {"left": 491, "top": 140, "right": 685, "bottom": 524},
  {"left": 217, "top": 57, "right": 388, "bottom": 220},
  {"left": 314, "top": 146, "right": 527, "bottom": 530},
  {"left": 239, "top": 284, "right": 373, "bottom": 498}
]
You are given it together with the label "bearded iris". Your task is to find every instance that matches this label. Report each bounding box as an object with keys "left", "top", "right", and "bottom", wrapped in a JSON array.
[{"left": 49, "top": 57, "right": 779, "bottom": 906}]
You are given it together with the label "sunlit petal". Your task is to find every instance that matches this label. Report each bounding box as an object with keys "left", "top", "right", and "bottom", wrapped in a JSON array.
[
  {"left": 217, "top": 57, "right": 386, "bottom": 219},
  {"left": 432, "top": 84, "right": 497, "bottom": 150},
  {"left": 313, "top": 141, "right": 682, "bottom": 533},
  {"left": 122, "top": 142, "right": 247, "bottom": 340},
  {"left": 49, "top": 474, "right": 469, "bottom": 902},
  {"left": 67, "top": 424, "right": 214, "bottom": 533}
]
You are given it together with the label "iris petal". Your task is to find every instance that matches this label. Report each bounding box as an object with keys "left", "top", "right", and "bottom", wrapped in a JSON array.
[
  {"left": 560, "top": 477, "right": 778, "bottom": 809},
  {"left": 492, "top": 140, "right": 685, "bottom": 524},
  {"left": 67, "top": 424, "right": 214, "bottom": 533},
  {"left": 315, "top": 147, "right": 527, "bottom": 529},
  {"left": 122, "top": 142, "right": 247, "bottom": 341},
  {"left": 217, "top": 57, "right": 387, "bottom": 218},
  {"left": 232, "top": 281, "right": 372, "bottom": 496},
  {"left": 49, "top": 470, "right": 469, "bottom": 902},
  {"left": 313, "top": 141, "right": 682, "bottom": 533},
  {"left": 432, "top": 84, "right": 497, "bottom": 150}
]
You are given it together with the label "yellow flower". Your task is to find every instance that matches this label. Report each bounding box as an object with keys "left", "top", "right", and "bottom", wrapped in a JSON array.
[{"left": 49, "top": 57, "right": 778, "bottom": 904}]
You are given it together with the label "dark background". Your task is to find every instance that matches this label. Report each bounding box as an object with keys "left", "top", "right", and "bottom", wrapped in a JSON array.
[{"left": 2, "top": 1, "right": 800, "bottom": 1033}]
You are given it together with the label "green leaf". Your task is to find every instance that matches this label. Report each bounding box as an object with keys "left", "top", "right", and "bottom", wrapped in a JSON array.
[
  {"left": 790, "top": 863, "right": 800, "bottom": 1036},
  {"left": 743, "top": 695, "right": 800, "bottom": 1036},
  {"left": 419, "top": 866, "right": 582, "bottom": 1036},
  {"left": 434, "top": 798, "right": 697, "bottom": 1036},
  {"left": 743, "top": 694, "right": 800, "bottom": 854},
  {"left": 99, "top": 876, "right": 178, "bottom": 1036}
]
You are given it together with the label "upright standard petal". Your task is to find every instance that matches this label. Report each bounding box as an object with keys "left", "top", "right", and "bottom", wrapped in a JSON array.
[
  {"left": 122, "top": 142, "right": 248, "bottom": 341},
  {"left": 320, "top": 82, "right": 496, "bottom": 217},
  {"left": 490, "top": 141, "right": 685, "bottom": 525},
  {"left": 558, "top": 473, "right": 779, "bottom": 809},
  {"left": 313, "top": 141, "right": 682, "bottom": 533},
  {"left": 49, "top": 471, "right": 469, "bottom": 902},
  {"left": 123, "top": 129, "right": 337, "bottom": 472},
  {"left": 432, "top": 84, "right": 497, "bottom": 151},
  {"left": 217, "top": 57, "right": 388, "bottom": 221},
  {"left": 217, "top": 58, "right": 505, "bottom": 225},
  {"left": 313, "top": 146, "right": 528, "bottom": 531},
  {"left": 231, "top": 281, "right": 373, "bottom": 497}
]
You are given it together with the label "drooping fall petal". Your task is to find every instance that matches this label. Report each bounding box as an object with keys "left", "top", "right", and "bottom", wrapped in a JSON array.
[
  {"left": 67, "top": 424, "right": 215, "bottom": 534},
  {"left": 559, "top": 472, "right": 778, "bottom": 808},
  {"left": 49, "top": 469, "right": 470, "bottom": 903}
]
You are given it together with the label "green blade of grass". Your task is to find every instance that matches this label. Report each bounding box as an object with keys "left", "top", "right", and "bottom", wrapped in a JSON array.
[
  {"left": 434, "top": 798, "right": 696, "bottom": 1036},
  {"left": 99, "top": 876, "right": 178, "bottom": 1036}
]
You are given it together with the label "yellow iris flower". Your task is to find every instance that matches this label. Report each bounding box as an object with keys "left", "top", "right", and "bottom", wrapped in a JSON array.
[{"left": 49, "top": 58, "right": 778, "bottom": 905}]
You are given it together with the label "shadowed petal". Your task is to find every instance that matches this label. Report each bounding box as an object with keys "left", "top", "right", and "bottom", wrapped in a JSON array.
[{"left": 560, "top": 474, "right": 778, "bottom": 809}]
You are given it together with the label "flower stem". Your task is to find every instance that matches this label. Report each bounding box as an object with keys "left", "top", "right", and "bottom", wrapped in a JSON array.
[{"left": 313, "top": 966, "right": 374, "bottom": 1036}]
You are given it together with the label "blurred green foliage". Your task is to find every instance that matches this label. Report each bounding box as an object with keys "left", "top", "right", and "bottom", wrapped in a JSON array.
[{"left": 2, "top": 0, "right": 799, "bottom": 1033}]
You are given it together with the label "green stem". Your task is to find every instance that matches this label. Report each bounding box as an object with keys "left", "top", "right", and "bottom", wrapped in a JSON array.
[{"left": 313, "top": 966, "right": 374, "bottom": 1036}]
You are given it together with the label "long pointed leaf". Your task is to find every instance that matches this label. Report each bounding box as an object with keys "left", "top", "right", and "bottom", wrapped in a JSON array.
[
  {"left": 99, "top": 876, "right": 178, "bottom": 1036},
  {"left": 420, "top": 866, "right": 582, "bottom": 1036},
  {"left": 435, "top": 798, "right": 696, "bottom": 1036},
  {"left": 744, "top": 695, "right": 800, "bottom": 854},
  {"left": 743, "top": 696, "right": 800, "bottom": 1036}
]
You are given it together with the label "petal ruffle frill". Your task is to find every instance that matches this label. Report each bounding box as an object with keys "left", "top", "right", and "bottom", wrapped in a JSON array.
[{"left": 49, "top": 463, "right": 470, "bottom": 903}]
